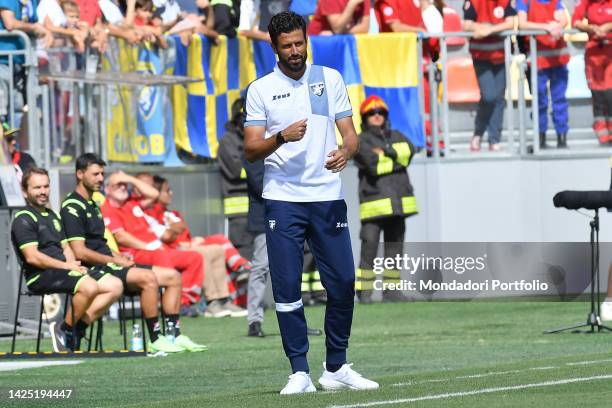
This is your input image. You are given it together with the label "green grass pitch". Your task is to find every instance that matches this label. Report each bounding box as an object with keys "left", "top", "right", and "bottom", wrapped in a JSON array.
[{"left": 2, "top": 301, "right": 612, "bottom": 407}]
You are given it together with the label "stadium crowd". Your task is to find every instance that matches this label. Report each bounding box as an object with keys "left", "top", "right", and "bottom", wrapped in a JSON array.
[{"left": 0, "top": 0, "right": 610, "bottom": 153}]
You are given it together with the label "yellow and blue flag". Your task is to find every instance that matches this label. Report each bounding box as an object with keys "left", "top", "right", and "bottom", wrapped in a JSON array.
[{"left": 172, "top": 33, "right": 424, "bottom": 159}]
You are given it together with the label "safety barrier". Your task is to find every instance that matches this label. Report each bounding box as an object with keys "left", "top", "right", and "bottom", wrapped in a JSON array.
[
  {"left": 418, "top": 29, "right": 600, "bottom": 158},
  {"left": 0, "top": 31, "right": 41, "bottom": 165},
  {"left": 0, "top": 29, "right": 603, "bottom": 166}
]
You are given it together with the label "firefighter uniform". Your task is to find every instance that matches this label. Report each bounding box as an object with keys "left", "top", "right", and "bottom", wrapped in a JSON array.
[
  {"left": 572, "top": 0, "right": 612, "bottom": 145},
  {"left": 518, "top": 0, "right": 569, "bottom": 148},
  {"left": 353, "top": 96, "right": 418, "bottom": 303},
  {"left": 218, "top": 101, "right": 254, "bottom": 259},
  {"left": 301, "top": 242, "right": 327, "bottom": 306}
]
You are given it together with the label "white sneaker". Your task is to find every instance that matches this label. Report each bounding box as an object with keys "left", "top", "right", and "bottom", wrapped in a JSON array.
[
  {"left": 319, "top": 363, "right": 379, "bottom": 391},
  {"left": 280, "top": 371, "right": 317, "bottom": 395},
  {"left": 601, "top": 300, "right": 612, "bottom": 321}
]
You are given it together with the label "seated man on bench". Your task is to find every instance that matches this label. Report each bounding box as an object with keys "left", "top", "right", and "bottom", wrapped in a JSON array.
[
  {"left": 11, "top": 167, "right": 121, "bottom": 352},
  {"left": 61, "top": 153, "right": 207, "bottom": 353}
]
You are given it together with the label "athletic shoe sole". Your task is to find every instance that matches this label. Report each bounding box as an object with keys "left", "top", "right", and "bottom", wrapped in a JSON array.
[
  {"left": 280, "top": 384, "right": 316, "bottom": 395},
  {"left": 318, "top": 378, "right": 378, "bottom": 391},
  {"left": 49, "top": 322, "right": 69, "bottom": 352}
]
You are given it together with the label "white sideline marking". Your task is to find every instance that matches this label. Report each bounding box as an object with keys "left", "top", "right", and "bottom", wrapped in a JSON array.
[
  {"left": 456, "top": 370, "right": 520, "bottom": 379},
  {"left": 566, "top": 359, "right": 612, "bottom": 366},
  {"left": 390, "top": 358, "right": 612, "bottom": 388},
  {"left": 329, "top": 374, "right": 612, "bottom": 408},
  {"left": 0, "top": 360, "right": 83, "bottom": 372}
]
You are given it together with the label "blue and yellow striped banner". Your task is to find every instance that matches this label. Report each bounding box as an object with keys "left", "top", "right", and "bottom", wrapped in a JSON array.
[{"left": 172, "top": 33, "right": 424, "bottom": 158}]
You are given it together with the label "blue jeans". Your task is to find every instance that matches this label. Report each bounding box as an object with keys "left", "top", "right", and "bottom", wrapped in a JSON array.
[
  {"left": 538, "top": 65, "right": 569, "bottom": 134},
  {"left": 473, "top": 60, "right": 506, "bottom": 144}
]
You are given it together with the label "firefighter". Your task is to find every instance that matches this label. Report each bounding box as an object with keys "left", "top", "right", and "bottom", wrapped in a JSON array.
[
  {"left": 218, "top": 97, "right": 255, "bottom": 259},
  {"left": 573, "top": 0, "right": 612, "bottom": 146},
  {"left": 353, "top": 95, "right": 418, "bottom": 304},
  {"left": 517, "top": 0, "right": 569, "bottom": 149},
  {"left": 302, "top": 243, "right": 327, "bottom": 306}
]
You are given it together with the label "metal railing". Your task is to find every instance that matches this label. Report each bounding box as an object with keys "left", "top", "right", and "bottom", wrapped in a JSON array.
[
  {"left": 0, "top": 29, "right": 602, "bottom": 166},
  {"left": 0, "top": 30, "right": 42, "bottom": 165},
  {"left": 417, "top": 29, "right": 598, "bottom": 159}
]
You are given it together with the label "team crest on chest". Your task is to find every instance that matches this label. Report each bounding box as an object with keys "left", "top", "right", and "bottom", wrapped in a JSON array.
[{"left": 310, "top": 82, "right": 325, "bottom": 97}]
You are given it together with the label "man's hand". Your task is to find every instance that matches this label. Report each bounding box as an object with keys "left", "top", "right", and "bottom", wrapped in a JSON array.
[
  {"left": 473, "top": 26, "right": 492, "bottom": 39},
  {"left": 547, "top": 22, "right": 563, "bottom": 39},
  {"left": 65, "top": 260, "right": 86, "bottom": 274},
  {"left": 281, "top": 119, "right": 308, "bottom": 142},
  {"left": 592, "top": 25, "right": 607, "bottom": 39},
  {"left": 325, "top": 148, "right": 350, "bottom": 173},
  {"left": 372, "top": 147, "right": 384, "bottom": 155},
  {"left": 112, "top": 254, "right": 134, "bottom": 268},
  {"left": 191, "top": 236, "right": 205, "bottom": 246},
  {"left": 108, "top": 170, "right": 133, "bottom": 186}
]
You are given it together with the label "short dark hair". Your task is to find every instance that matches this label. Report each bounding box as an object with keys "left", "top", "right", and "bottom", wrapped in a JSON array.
[
  {"left": 75, "top": 153, "right": 106, "bottom": 172},
  {"left": 22, "top": 167, "right": 49, "bottom": 191},
  {"left": 153, "top": 175, "right": 167, "bottom": 191},
  {"left": 268, "top": 11, "right": 307, "bottom": 46}
]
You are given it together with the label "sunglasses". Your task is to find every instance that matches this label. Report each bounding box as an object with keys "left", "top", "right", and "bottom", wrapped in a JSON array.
[{"left": 366, "top": 108, "right": 387, "bottom": 117}]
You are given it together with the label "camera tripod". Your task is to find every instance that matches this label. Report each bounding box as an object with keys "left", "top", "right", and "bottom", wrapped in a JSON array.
[{"left": 545, "top": 210, "right": 612, "bottom": 334}]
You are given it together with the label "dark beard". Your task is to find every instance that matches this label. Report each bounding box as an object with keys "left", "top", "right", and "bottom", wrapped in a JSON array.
[{"left": 279, "top": 52, "right": 307, "bottom": 73}]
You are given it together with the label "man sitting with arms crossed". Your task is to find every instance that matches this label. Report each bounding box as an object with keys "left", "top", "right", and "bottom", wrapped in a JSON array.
[
  {"left": 12, "top": 167, "right": 121, "bottom": 352},
  {"left": 101, "top": 170, "right": 208, "bottom": 321},
  {"left": 61, "top": 153, "right": 206, "bottom": 352}
]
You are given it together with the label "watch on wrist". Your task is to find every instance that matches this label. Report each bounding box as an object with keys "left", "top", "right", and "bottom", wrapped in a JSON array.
[{"left": 276, "top": 131, "right": 286, "bottom": 146}]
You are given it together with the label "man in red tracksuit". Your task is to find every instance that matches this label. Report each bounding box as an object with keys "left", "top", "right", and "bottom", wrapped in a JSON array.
[
  {"left": 518, "top": 0, "right": 569, "bottom": 149},
  {"left": 100, "top": 171, "right": 205, "bottom": 313},
  {"left": 573, "top": 0, "right": 612, "bottom": 145},
  {"left": 463, "top": 0, "right": 516, "bottom": 152}
]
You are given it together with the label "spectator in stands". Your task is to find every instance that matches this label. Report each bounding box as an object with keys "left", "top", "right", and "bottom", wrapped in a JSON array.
[
  {"left": 573, "top": 0, "right": 612, "bottom": 146},
  {"left": 36, "top": 0, "right": 87, "bottom": 53},
  {"left": 518, "top": 0, "right": 569, "bottom": 149},
  {"left": 132, "top": 0, "right": 168, "bottom": 47},
  {"left": 137, "top": 173, "right": 248, "bottom": 318},
  {"left": 101, "top": 171, "right": 206, "bottom": 317},
  {"left": 0, "top": 0, "right": 53, "bottom": 125},
  {"left": 152, "top": 0, "right": 218, "bottom": 43},
  {"left": 218, "top": 97, "right": 255, "bottom": 260},
  {"left": 353, "top": 95, "right": 417, "bottom": 304},
  {"left": 463, "top": 0, "right": 516, "bottom": 152},
  {"left": 2, "top": 125, "right": 36, "bottom": 181},
  {"left": 307, "top": 0, "right": 370, "bottom": 35},
  {"left": 209, "top": 0, "right": 239, "bottom": 37},
  {"left": 76, "top": 0, "right": 141, "bottom": 50},
  {"left": 62, "top": 153, "right": 206, "bottom": 352},
  {"left": 238, "top": 0, "right": 291, "bottom": 41},
  {"left": 11, "top": 167, "right": 121, "bottom": 352}
]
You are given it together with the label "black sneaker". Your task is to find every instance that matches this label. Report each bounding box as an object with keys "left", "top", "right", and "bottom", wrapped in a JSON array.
[
  {"left": 248, "top": 322, "right": 265, "bottom": 337},
  {"left": 49, "top": 322, "right": 68, "bottom": 352},
  {"left": 235, "top": 262, "right": 252, "bottom": 284},
  {"left": 382, "top": 290, "right": 413, "bottom": 303},
  {"left": 180, "top": 304, "right": 199, "bottom": 318},
  {"left": 357, "top": 290, "right": 373, "bottom": 304}
]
